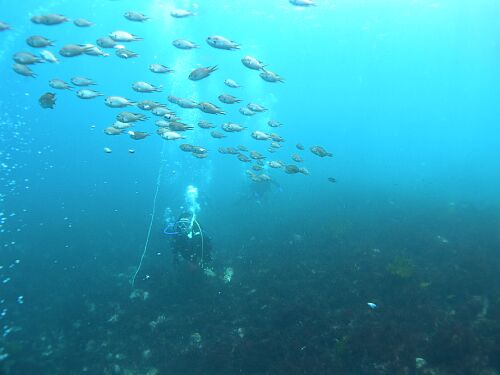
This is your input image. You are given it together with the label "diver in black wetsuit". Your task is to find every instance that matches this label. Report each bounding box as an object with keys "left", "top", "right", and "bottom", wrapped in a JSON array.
[
  {"left": 169, "top": 212, "right": 212, "bottom": 270},
  {"left": 248, "top": 178, "right": 282, "bottom": 204}
]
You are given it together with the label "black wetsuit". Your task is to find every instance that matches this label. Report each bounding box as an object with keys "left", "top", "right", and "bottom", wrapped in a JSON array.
[{"left": 171, "top": 229, "right": 212, "bottom": 268}]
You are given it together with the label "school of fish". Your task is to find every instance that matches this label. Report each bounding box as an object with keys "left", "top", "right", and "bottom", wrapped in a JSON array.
[{"left": 4, "top": 0, "right": 339, "bottom": 184}]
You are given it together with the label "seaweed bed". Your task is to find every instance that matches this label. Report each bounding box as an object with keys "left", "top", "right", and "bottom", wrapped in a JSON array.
[{"left": 1, "top": 203, "right": 499, "bottom": 375}]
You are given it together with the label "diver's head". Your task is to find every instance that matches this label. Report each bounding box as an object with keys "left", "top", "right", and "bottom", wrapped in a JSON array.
[{"left": 177, "top": 212, "right": 194, "bottom": 235}]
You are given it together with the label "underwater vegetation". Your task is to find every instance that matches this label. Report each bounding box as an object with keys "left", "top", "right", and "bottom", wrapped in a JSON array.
[{"left": 387, "top": 256, "right": 415, "bottom": 279}]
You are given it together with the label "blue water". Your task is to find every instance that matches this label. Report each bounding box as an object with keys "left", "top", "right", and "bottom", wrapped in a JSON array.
[{"left": 1, "top": 1, "right": 499, "bottom": 374}]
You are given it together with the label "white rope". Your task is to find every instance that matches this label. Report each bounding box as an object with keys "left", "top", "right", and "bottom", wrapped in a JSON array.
[
  {"left": 193, "top": 219, "right": 205, "bottom": 268},
  {"left": 131, "top": 145, "right": 166, "bottom": 287}
]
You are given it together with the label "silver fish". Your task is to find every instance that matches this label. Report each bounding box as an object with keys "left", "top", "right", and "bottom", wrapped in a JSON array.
[
  {"left": 105, "top": 96, "right": 136, "bottom": 108},
  {"left": 169, "top": 96, "right": 198, "bottom": 109},
  {"left": 137, "top": 100, "right": 164, "bottom": 111},
  {"left": 124, "top": 11, "right": 149, "bottom": 22},
  {"left": 49, "top": 79, "right": 72, "bottom": 90},
  {"left": 12, "top": 63, "right": 36, "bottom": 77},
  {"left": 224, "top": 79, "right": 241, "bottom": 88},
  {"left": 206, "top": 35, "right": 240, "bottom": 50},
  {"left": 151, "top": 107, "right": 172, "bottom": 116},
  {"left": 59, "top": 44, "right": 92, "bottom": 57},
  {"left": 104, "top": 127, "right": 123, "bottom": 135},
  {"left": 268, "top": 160, "right": 284, "bottom": 169},
  {"left": 96, "top": 37, "right": 117, "bottom": 48},
  {"left": 221, "top": 123, "right": 245, "bottom": 132},
  {"left": 161, "top": 131, "right": 185, "bottom": 140},
  {"left": 71, "top": 77, "right": 95, "bottom": 86},
  {"left": 211, "top": 131, "right": 226, "bottom": 139},
  {"left": 76, "top": 89, "right": 102, "bottom": 99},
  {"left": 155, "top": 120, "right": 171, "bottom": 128},
  {"left": 149, "top": 64, "right": 173, "bottom": 73},
  {"left": 310, "top": 146, "right": 333, "bottom": 157},
  {"left": 290, "top": 0, "right": 316, "bottom": 6},
  {"left": 41, "top": 50, "right": 59, "bottom": 63},
  {"left": 13, "top": 51, "right": 43, "bottom": 64},
  {"left": 268, "top": 120, "right": 282, "bottom": 127},
  {"left": 74, "top": 18, "right": 93, "bottom": 27},
  {"left": 218, "top": 94, "right": 241, "bottom": 104},
  {"left": 241, "top": 56, "right": 266, "bottom": 70},
  {"left": 247, "top": 103, "right": 267, "bottom": 112},
  {"left": 189, "top": 66, "right": 217, "bottom": 81},
  {"left": 0, "top": 21, "right": 11, "bottom": 31},
  {"left": 250, "top": 151, "right": 266, "bottom": 160},
  {"left": 239, "top": 107, "right": 255, "bottom": 116},
  {"left": 112, "top": 121, "right": 133, "bottom": 130},
  {"left": 198, "top": 102, "right": 225, "bottom": 115},
  {"left": 168, "top": 121, "right": 193, "bottom": 131},
  {"left": 198, "top": 120, "right": 215, "bottom": 129},
  {"left": 260, "top": 69, "right": 284, "bottom": 83},
  {"left": 132, "top": 81, "right": 161, "bottom": 93},
  {"left": 170, "top": 9, "right": 195, "bottom": 18},
  {"left": 31, "top": 14, "right": 69, "bottom": 25},
  {"left": 115, "top": 47, "right": 138, "bottom": 59},
  {"left": 128, "top": 131, "right": 149, "bottom": 140},
  {"left": 172, "top": 39, "right": 198, "bottom": 49},
  {"left": 238, "top": 154, "right": 251, "bottom": 163},
  {"left": 251, "top": 131, "right": 271, "bottom": 140},
  {"left": 26, "top": 35, "right": 53, "bottom": 48},
  {"left": 109, "top": 30, "right": 142, "bottom": 42},
  {"left": 83, "top": 44, "right": 109, "bottom": 57},
  {"left": 117, "top": 112, "right": 147, "bottom": 123}
]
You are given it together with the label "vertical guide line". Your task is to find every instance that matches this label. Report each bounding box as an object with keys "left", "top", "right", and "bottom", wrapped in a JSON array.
[{"left": 131, "top": 143, "right": 167, "bottom": 288}]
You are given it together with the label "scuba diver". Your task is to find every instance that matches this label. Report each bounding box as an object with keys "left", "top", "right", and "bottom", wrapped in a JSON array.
[
  {"left": 165, "top": 212, "right": 212, "bottom": 271},
  {"left": 246, "top": 178, "right": 282, "bottom": 205}
]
